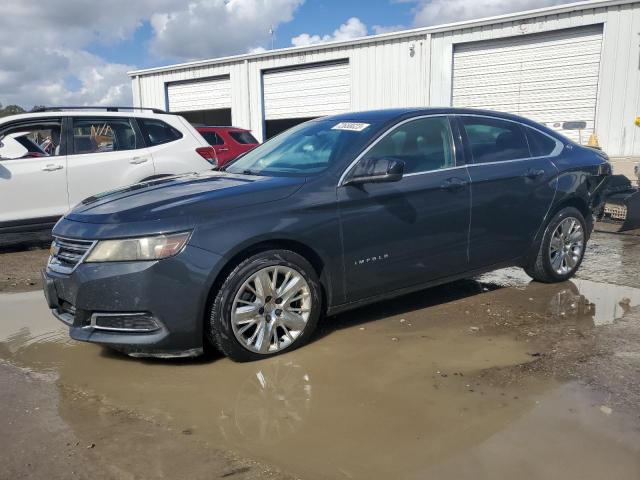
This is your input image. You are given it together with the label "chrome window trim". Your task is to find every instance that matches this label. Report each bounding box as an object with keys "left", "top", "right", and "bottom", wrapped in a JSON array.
[
  {"left": 454, "top": 113, "right": 565, "bottom": 163},
  {"left": 338, "top": 114, "right": 458, "bottom": 187},
  {"left": 47, "top": 236, "right": 97, "bottom": 275},
  {"left": 402, "top": 164, "right": 468, "bottom": 177}
]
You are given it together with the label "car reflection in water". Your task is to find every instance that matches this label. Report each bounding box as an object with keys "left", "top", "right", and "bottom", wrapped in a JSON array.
[{"left": 218, "top": 361, "right": 312, "bottom": 443}]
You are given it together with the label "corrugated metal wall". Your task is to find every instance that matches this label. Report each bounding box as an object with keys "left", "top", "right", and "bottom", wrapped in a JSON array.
[{"left": 132, "top": 1, "right": 640, "bottom": 155}]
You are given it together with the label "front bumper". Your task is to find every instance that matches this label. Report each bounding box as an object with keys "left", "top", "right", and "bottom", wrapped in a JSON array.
[{"left": 43, "top": 244, "right": 223, "bottom": 357}]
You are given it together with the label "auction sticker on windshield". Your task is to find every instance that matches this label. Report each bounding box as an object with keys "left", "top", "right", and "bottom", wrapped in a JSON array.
[{"left": 332, "top": 122, "right": 370, "bottom": 132}]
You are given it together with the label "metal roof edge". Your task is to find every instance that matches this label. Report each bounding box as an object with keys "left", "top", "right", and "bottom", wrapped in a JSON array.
[{"left": 128, "top": 0, "right": 636, "bottom": 77}]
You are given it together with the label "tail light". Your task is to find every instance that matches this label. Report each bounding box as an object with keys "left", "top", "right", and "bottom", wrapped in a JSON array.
[{"left": 196, "top": 146, "right": 217, "bottom": 165}]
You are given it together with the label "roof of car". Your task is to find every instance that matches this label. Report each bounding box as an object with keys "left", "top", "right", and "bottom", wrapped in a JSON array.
[
  {"left": 325, "top": 107, "right": 529, "bottom": 123},
  {"left": 323, "top": 107, "right": 553, "bottom": 132},
  {"left": 0, "top": 109, "right": 175, "bottom": 124}
]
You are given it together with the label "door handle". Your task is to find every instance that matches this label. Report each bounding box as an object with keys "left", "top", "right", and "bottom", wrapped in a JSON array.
[
  {"left": 440, "top": 177, "right": 468, "bottom": 192},
  {"left": 216, "top": 147, "right": 229, "bottom": 152},
  {"left": 42, "top": 164, "right": 63, "bottom": 171},
  {"left": 130, "top": 157, "right": 149, "bottom": 164},
  {"left": 524, "top": 168, "right": 545, "bottom": 179}
]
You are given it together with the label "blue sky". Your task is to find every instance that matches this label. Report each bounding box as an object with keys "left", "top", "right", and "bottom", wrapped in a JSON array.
[{"left": 0, "top": 0, "right": 572, "bottom": 108}]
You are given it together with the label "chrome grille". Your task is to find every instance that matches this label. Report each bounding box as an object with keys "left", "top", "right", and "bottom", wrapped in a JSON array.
[{"left": 48, "top": 237, "right": 95, "bottom": 273}]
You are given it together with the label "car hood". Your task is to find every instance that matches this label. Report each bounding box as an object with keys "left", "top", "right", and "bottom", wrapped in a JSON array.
[{"left": 64, "top": 171, "right": 305, "bottom": 226}]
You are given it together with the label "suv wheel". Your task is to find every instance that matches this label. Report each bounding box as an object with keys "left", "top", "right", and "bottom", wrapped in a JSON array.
[
  {"left": 525, "top": 206, "right": 587, "bottom": 283},
  {"left": 208, "top": 250, "right": 322, "bottom": 361}
]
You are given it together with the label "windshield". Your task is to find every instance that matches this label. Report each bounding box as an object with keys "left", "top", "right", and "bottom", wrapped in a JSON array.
[{"left": 224, "top": 119, "right": 375, "bottom": 176}]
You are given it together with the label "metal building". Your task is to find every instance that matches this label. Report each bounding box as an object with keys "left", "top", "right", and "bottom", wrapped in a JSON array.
[{"left": 129, "top": 0, "right": 640, "bottom": 166}]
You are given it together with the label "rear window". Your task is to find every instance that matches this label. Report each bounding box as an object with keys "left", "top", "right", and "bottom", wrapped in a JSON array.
[
  {"left": 229, "top": 131, "right": 258, "bottom": 144},
  {"left": 200, "top": 131, "right": 224, "bottom": 145},
  {"left": 139, "top": 118, "right": 183, "bottom": 146},
  {"left": 461, "top": 116, "right": 529, "bottom": 163},
  {"left": 525, "top": 127, "right": 559, "bottom": 157}
]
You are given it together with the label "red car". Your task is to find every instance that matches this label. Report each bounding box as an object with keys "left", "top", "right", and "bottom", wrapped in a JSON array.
[{"left": 195, "top": 126, "right": 259, "bottom": 166}]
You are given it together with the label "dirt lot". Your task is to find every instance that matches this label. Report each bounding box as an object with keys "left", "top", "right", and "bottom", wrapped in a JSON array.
[
  {"left": 1, "top": 231, "right": 639, "bottom": 479},
  {"left": 0, "top": 234, "right": 50, "bottom": 293}
]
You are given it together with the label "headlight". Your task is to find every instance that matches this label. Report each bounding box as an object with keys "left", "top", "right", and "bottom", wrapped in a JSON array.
[{"left": 85, "top": 232, "right": 191, "bottom": 263}]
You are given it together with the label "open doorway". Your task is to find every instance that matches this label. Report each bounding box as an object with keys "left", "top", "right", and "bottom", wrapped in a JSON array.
[
  {"left": 264, "top": 117, "right": 317, "bottom": 139},
  {"left": 177, "top": 108, "right": 232, "bottom": 126}
]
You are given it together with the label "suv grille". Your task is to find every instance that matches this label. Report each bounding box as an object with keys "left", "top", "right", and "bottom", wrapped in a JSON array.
[
  {"left": 603, "top": 202, "right": 627, "bottom": 221},
  {"left": 48, "top": 237, "right": 95, "bottom": 273}
]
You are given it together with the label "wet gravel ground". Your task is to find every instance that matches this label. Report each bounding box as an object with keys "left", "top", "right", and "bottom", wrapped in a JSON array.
[
  {"left": 0, "top": 235, "right": 50, "bottom": 293},
  {"left": 1, "top": 231, "right": 639, "bottom": 479}
]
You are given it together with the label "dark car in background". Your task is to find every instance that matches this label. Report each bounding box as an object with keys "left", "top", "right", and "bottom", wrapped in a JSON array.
[
  {"left": 195, "top": 126, "right": 259, "bottom": 166},
  {"left": 43, "top": 108, "right": 611, "bottom": 362}
]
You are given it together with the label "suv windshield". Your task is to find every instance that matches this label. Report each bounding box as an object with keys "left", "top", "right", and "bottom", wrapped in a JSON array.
[{"left": 224, "top": 120, "right": 375, "bottom": 176}]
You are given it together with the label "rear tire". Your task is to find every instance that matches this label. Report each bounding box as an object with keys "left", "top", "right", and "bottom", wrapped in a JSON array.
[
  {"left": 525, "top": 207, "right": 587, "bottom": 283},
  {"left": 208, "top": 250, "right": 322, "bottom": 362}
]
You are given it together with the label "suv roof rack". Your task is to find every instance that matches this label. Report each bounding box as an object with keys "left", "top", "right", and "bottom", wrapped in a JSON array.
[{"left": 30, "top": 106, "right": 169, "bottom": 114}]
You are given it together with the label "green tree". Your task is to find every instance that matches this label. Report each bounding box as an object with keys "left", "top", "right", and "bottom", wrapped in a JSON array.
[{"left": 0, "top": 104, "right": 26, "bottom": 118}]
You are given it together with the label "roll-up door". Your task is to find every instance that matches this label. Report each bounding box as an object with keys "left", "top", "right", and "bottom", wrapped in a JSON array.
[{"left": 452, "top": 25, "right": 603, "bottom": 144}]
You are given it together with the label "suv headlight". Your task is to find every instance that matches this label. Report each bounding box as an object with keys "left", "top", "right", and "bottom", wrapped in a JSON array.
[{"left": 85, "top": 232, "right": 191, "bottom": 263}]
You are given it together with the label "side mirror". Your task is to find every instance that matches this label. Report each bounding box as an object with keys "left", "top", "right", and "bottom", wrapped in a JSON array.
[{"left": 345, "top": 157, "right": 405, "bottom": 186}]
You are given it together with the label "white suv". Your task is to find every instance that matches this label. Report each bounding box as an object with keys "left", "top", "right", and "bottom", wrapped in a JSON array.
[{"left": 0, "top": 107, "right": 216, "bottom": 234}]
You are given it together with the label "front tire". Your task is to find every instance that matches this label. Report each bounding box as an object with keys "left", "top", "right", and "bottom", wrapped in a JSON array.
[
  {"left": 525, "top": 207, "right": 587, "bottom": 283},
  {"left": 208, "top": 250, "right": 322, "bottom": 362}
]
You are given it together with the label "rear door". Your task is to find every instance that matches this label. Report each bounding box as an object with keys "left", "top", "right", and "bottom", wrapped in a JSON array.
[
  {"left": 66, "top": 116, "right": 154, "bottom": 206},
  {"left": 0, "top": 117, "right": 68, "bottom": 225},
  {"left": 227, "top": 130, "right": 259, "bottom": 157},
  {"left": 456, "top": 115, "right": 559, "bottom": 268},
  {"left": 200, "top": 130, "right": 234, "bottom": 164},
  {"left": 338, "top": 115, "right": 471, "bottom": 301}
]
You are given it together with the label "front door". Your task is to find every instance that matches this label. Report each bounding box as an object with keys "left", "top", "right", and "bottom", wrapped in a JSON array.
[
  {"left": 456, "top": 115, "right": 558, "bottom": 269},
  {"left": 338, "top": 115, "right": 471, "bottom": 301},
  {"left": 67, "top": 116, "right": 154, "bottom": 207},
  {"left": 0, "top": 117, "right": 68, "bottom": 225}
]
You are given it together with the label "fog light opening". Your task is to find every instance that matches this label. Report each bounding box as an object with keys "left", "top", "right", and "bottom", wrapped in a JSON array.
[{"left": 89, "top": 313, "right": 161, "bottom": 333}]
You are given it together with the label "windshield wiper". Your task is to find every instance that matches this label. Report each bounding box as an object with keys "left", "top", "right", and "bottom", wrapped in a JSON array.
[{"left": 241, "top": 169, "right": 258, "bottom": 176}]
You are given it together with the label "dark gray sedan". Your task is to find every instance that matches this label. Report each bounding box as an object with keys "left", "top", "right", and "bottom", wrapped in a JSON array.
[{"left": 43, "top": 108, "right": 611, "bottom": 361}]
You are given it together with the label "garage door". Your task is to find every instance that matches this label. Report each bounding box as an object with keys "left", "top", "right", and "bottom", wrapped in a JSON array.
[
  {"left": 452, "top": 25, "right": 603, "bottom": 144},
  {"left": 263, "top": 61, "right": 351, "bottom": 120},
  {"left": 166, "top": 76, "right": 231, "bottom": 112}
]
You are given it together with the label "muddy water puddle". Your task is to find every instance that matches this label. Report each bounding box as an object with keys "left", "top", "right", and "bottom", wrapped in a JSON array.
[{"left": 1, "top": 270, "right": 640, "bottom": 479}]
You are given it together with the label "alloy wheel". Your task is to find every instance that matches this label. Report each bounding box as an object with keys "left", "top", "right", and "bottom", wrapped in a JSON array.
[
  {"left": 548, "top": 217, "right": 584, "bottom": 276},
  {"left": 231, "top": 266, "right": 312, "bottom": 354}
]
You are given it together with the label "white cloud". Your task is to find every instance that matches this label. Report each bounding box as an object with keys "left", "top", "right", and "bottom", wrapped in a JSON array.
[
  {"left": 0, "top": 1, "right": 161, "bottom": 108},
  {"left": 0, "top": 0, "right": 576, "bottom": 109},
  {"left": 149, "top": 0, "right": 304, "bottom": 60},
  {"left": 0, "top": 0, "right": 304, "bottom": 109},
  {"left": 409, "top": 0, "right": 573, "bottom": 26},
  {"left": 291, "top": 17, "right": 368, "bottom": 47}
]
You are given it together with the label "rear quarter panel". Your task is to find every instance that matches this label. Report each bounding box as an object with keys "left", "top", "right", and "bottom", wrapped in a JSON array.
[
  {"left": 551, "top": 145, "right": 610, "bottom": 213},
  {"left": 148, "top": 115, "right": 213, "bottom": 175}
]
